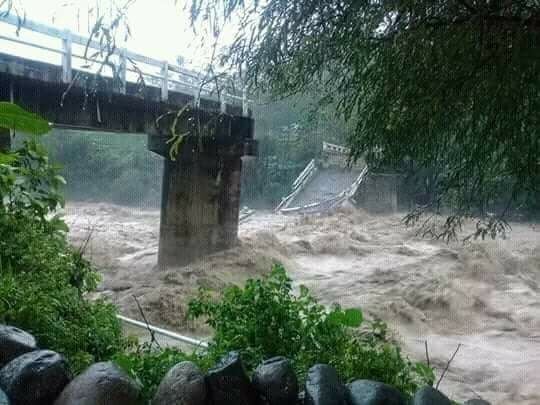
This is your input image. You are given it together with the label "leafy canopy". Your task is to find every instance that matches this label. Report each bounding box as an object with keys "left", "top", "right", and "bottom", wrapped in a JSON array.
[
  {"left": 190, "top": 0, "right": 540, "bottom": 234},
  {"left": 0, "top": 104, "right": 124, "bottom": 373}
]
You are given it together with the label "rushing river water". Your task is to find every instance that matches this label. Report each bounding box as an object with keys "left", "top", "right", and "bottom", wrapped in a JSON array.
[{"left": 63, "top": 202, "right": 540, "bottom": 405}]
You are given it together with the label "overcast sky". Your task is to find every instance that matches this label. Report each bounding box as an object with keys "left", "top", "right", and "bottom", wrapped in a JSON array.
[{"left": 2, "top": 0, "right": 231, "bottom": 68}]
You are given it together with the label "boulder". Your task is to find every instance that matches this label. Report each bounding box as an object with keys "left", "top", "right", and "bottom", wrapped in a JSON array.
[
  {"left": 0, "top": 325, "right": 37, "bottom": 368},
  {"left": 464, "top": 400, "right": 491, "bottom": 405},
  {"left": 205, "top": 351, "right": 258, "bottom": 405},
  {"left": 345, "top": 380, "right": 405, "bottom": 405},
  {"left": 0, "top": 388, "right": 9, "bottom": 405},
  {"left": 152, "top": 361, "right": 206, "bottom": 405},
  {"left": 304, "top": 364, "right": 346, "bottom": 405},
  {"left": 252, "top": 356, "right": 298, "bottom": 405},
  {"left": 0, "top": 349, "right": 71, "bottom": 405},
  {"left": 54, "top": 362, "right": 141, "bottom": 405},
  {"left": 412, "top": 386, "right": 451, "bottom": 405}
]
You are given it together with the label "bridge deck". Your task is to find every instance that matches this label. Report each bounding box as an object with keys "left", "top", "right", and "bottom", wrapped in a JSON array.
[
  {"left": 0, "top": 13, "right": 250, "bottom": 133},
  {"left": 290, "top": 168, "right": 364, "bottom": 208}
]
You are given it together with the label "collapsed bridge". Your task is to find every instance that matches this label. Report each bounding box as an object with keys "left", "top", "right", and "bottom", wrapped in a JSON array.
[{"left": 276, "top": 142, "right": 399, "bottom": 215}]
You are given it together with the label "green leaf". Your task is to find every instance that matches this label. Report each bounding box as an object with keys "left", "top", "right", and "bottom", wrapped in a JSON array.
[
  {"left": 327, "top": 310, "right": 345, "bottom": 325},
  {"left": 0, "top": 153, "right": 17, "bottom": 164},
  {"left": 342, "top": 308, "right": 363, "bottom": 327},
  {"left": 0, "top": 102, "right": 51, "bottom": 135},
  {"left": 54, "top": 175, "right": 67, "bottom": 185}
]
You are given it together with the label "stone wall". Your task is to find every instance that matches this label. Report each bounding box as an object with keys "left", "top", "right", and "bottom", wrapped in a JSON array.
[{"left": 0, "top": 324, "right": 491, "bottom": 405}]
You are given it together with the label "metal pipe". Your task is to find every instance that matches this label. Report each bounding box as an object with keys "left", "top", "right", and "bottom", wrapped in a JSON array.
[{"left": 117, "top": 314, "right": 209, "bottom": 349}]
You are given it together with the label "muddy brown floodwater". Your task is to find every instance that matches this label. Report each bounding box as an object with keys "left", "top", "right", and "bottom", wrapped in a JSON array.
[{"left": 63, "top": 202, "right": 540, "bottom": 405}]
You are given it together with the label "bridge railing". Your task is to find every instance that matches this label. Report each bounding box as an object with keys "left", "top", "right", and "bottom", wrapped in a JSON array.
[{"left": 0, "top": 13, "right": 249, "bottom": 115}]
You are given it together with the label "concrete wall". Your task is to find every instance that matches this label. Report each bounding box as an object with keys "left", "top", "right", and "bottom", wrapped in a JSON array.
[{"left": 353, "top": 173, "right": 400, "bottom": 214}]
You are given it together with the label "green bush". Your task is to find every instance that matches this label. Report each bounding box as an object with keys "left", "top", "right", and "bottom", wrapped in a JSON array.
[
  {"left": 115, "top": 265, "right": 434, "bottom": 400},
  {"left": 188, "top": 264, "right": 434, "bottom": 396},
  {"left": 0, "top": 136, "right": 124, "bottom": 373},
  {"left": 113, "top": 344, "right": 212, "bottom": 403},
  {"left": 0, "top": 269, "right": 123, "bottom": 373}
]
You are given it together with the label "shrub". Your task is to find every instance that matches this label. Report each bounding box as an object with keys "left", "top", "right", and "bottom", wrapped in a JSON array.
[
  {"left": 0, "top": 268, "right": 123, "bottom": 373},
  {"left": 188, "top": 264, "right": 434, "bottom": 396},
  {"left": 113, "top": 343, "right": 212, "bottom": 403},
  {"left": 0, "top": 135, "right": 124, "bottom": 373}
]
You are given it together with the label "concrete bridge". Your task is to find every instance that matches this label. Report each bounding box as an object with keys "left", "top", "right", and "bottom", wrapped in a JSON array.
[{"left": 0, "top": 14, "right": 257, "bottom": 267}]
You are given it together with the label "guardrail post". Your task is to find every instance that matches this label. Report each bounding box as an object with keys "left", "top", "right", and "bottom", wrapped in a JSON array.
[
  {"left": 193, "top": 88, "right": 200, "bottom": 109},
  {"left": 220, "top": 95, "right": 227, "bottom": 114},
  {"left": 61, "top": 30, "right": 72, "bottom": 83},
  {"left": 118, "top": 48, "right": 127, "bottom": 94},
  {"left": 161, "top": 61, "right": 169, "bottom": 102},
  {"left": 242, "top": 87, "right": 248, "bottom": 116}
]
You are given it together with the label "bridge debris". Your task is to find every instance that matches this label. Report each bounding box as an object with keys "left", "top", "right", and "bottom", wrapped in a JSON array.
[{"left": 276, "top": 142, "right": 368, "bottom": 215}]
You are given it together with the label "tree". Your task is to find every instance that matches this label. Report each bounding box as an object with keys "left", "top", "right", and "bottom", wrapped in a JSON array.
[{"left": 190, "top": 0, "right": 540, "bottom": 238}]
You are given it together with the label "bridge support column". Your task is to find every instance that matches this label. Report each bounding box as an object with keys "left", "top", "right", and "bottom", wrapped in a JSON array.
[
  {"left": 148, "top": 108, "right": 256, "bottom": 268},
  {"left": 157, "top": 148, "right": 243, "bottom": 267}
]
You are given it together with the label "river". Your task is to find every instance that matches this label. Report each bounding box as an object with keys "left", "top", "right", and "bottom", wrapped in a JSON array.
[{"left": 63, "top": 202, "right": 540, "bottom": 404}]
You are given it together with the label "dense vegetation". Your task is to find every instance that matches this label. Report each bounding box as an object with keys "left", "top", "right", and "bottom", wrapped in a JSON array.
[
  {"left": 0, "top": 107, "right": 124, "bottom": 374},
  {"left": 190, "top": 0, "right": 540, "bottom": 234},
  {"left": 188, "top": 265, "right": 433, "bottom": 392}
]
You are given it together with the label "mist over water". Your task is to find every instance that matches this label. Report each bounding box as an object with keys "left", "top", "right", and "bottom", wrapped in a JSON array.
[{"left": 62, "top": 201, "right": 540, "bottom": 405}]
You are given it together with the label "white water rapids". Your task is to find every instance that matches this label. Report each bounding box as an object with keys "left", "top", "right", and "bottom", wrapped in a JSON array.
[{"left": 63, "top": 202, "right": 540, "bottom": 404}]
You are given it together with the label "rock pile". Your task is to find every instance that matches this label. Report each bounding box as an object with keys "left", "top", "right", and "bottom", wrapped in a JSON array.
[
  {"left": 0, "top": 325, "right": 141, "bottom": 405},
  {"left": 0, "top": 324, "right": 492, "bottom": 405}
]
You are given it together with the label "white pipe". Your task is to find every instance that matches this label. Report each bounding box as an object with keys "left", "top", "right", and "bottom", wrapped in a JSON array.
[{"left": 117, "top": 315, "right": 209, "bottom": 349}]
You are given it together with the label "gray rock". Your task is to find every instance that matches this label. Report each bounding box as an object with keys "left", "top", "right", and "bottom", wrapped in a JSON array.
[
  {"left": 54, "top": 362, "right": 141, "bottom": 405},
  {"left": 412, "top": 386, "right": 451, "bottom": 405},
  {"left": 252, "top": 356, "right": 298, "bottom": 405},
  {"left": 464, "top": 400, "right": 491, "bottom": 405},
  {"left": 304, "top": 364, "right": 346, "bottom": 405},
  {"left": 206, "top": 351, "right": 258, "bottom": 405},
  {"left": 0, "top": 325, "right": 37, "bottom": 368},
  {"left": 346, "top": 380, "right": 405, "bottom": 405},
  {"left": 0, "top": 388, "right": 9, "bottom": 405},
  {"left": 0, "top": 349, "right": 71, "bottom": 405},
  {"left": 152, "top": 361, "right": 206, "bottom": 405}
]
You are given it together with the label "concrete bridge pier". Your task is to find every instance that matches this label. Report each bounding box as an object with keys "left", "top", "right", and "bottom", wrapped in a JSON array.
[{"left": 148, "top": 109, "right": 256, "bottom": 268}]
